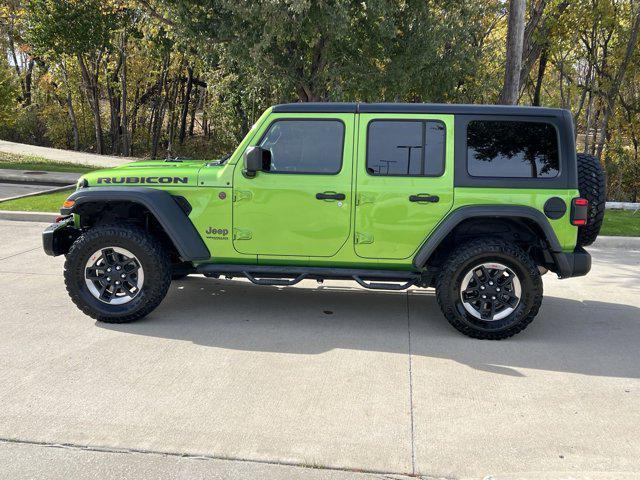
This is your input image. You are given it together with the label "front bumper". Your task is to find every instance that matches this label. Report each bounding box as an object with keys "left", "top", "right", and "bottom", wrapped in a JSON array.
[
  {"left": 554, "top": 246, "right": 591, "bottom": 279},
  {"left": 42, "top": 218, "right": 80, "bottom": 256}
]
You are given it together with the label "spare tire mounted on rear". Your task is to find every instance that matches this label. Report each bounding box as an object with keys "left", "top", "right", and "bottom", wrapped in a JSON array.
[{"left": 576, "top": 153, "right": 606, "bottom": 247}]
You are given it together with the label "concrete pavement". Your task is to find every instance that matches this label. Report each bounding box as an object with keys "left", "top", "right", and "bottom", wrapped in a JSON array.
[
  {"left": 0, "top": 441, "right": 413, "bottom": 480},
  {"left": 0, "top": 220, "right": 639, "bottom": 479},
  {"left": 0, "top": 140, "right": 133, "bottom": 168}
]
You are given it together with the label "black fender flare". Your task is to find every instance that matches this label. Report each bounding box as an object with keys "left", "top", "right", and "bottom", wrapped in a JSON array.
[
  {"left": 62, "top": 187, "right": 210, "bottom": 261},
  {"left": 412, "top": 205, "right": 571, "bottom": 276}
]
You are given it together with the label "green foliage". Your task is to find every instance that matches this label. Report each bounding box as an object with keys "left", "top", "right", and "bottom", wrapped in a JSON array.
[
  {"left": 0, "top": 59, "right": 18, "bottom": 128},
  {"left": 158, "top": 0, "right": 498, "bottom": 103},
  {"left": 600, "top": 209, "right": 640, "bottom": 236},
  {"left": 38, "top": 102, "right": 71, "bottom": 148},
  {"left": 26, "top": 0, "right": 126, "bottom": 56},
  {"left": 5, "top": 105, "right": 47, "bottom": 145}
]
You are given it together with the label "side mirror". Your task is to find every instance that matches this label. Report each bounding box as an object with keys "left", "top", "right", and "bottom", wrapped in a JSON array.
[{"left": 243, "top": 146, "right": 271, "bottom": 178}]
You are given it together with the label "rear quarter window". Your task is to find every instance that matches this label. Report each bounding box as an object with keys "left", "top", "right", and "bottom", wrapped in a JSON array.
[{"left": 467, "top": 120, "right": 559, "bottom": 178}]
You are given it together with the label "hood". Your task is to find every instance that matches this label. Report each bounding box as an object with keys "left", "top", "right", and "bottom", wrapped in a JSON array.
[{"left": 79, "top": 159, "right": 207, "bottom": 188}]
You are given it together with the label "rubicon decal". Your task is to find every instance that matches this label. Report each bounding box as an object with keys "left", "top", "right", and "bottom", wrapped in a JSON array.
[{"left": 96, "top": 176, "right": 189, "bottom": 184}]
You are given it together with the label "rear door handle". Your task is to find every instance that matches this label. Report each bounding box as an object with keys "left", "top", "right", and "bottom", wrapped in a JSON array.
[
  {"left": 316, "top": 192, "right": 346, "bottom": 201},
  {"left": 409, "top": 194, "right": 439, "bottom": 203}
]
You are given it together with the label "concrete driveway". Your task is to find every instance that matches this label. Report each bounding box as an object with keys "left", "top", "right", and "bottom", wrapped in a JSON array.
[
  {"left": 1, "top": 220, "right": 639, "bottom": 479},
  {"left": 0, "top": 140, "right": 132, "bottom": 168}
]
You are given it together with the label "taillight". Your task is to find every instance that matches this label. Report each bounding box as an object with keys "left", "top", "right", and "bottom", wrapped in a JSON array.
[{"left": 571, "top": 198, "right": 588, "bottom": 226}]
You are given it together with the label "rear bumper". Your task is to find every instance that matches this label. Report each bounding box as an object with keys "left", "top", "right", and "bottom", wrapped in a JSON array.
[
  {"left": 554, "top": 246, "right": 591, "bottom": 279},
  {"left": 42, "top": 218, "right": 80, "bottom": 257}
]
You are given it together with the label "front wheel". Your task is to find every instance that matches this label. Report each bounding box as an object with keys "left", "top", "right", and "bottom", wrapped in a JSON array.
[
  {"left": 64, "top": 225, "right": 172, "bottom": 323},
  {"left": 435, "top": 238, "right": 543, "bottom": 340}
]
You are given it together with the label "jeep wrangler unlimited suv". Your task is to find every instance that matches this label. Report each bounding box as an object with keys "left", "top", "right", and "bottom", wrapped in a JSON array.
[{"left": 43, "top": 103, "right": 605, "bottom": 339}]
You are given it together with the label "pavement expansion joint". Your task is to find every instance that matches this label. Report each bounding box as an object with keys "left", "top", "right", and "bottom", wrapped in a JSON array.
[{"left": 0, "top": 437, "right": 422, "bottom": 479}]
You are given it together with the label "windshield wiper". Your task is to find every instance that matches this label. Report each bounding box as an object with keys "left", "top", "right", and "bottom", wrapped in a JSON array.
[{"left": 207, "top": 153, "right": 232, "bottom": 166}]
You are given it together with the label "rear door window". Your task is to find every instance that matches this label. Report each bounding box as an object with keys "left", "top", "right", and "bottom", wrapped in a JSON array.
[{"left": 366, "top": 120, "right": 445, "bottom": 176}]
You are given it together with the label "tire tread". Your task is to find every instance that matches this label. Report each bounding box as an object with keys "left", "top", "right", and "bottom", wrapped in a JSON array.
[
  {"left": 576, "top": 153, "right": 606, "bottom": 247},
  {"left": 64, "top": 224, "right": 171, "bottom": 323},
  {"left": 435, "top": 238, "right": 543, "bottom": 340}
]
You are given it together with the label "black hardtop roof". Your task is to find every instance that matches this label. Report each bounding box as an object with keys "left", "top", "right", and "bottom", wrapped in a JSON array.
[{"left": 272, "top": 102, "right": 567, "bottom": 117}]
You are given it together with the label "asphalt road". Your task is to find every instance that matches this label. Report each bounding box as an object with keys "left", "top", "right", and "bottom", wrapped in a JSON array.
[
  {"left": 1, "top": 220, "right": 639, "bottom": 479},
  {"left": 0, "top": 182, "right": 55, "bottom": 201}
]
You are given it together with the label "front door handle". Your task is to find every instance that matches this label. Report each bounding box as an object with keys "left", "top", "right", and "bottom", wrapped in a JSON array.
[
  {"left": 409, "top": 194, "right": 439, "bottom": 203},
  {"left": 316, "top": 192, "right": 346, "bottom": 201}
]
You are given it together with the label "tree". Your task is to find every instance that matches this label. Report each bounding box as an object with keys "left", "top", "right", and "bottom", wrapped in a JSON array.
[
  {"left": 26, "top": 0, "right": 126, "bottom": 153},
  {"left": 0, "top": 0, "right": 35, "bottom": 106},
  {"left": 499, "top": 0, "right": 526, "bottom": 104},
  {"left": 0, "top": 57, "right": 18, "bottom": 127},
  {"left": 595, "top": 3, "right": 640, "bottom": 161},
  {"left": 519, "top": 0, "right": 571, "bottom": 97}
]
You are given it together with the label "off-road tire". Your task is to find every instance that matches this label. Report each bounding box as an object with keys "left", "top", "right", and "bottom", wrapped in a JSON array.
[
  {"left": 64, "top": 225, "right": 171, "bottom": 323},
  {"left": 435, "top": 238, "right": 543, "bottom": 340},
  {"left": 576, "top": 153, "right": 606, "bottom": 246}
]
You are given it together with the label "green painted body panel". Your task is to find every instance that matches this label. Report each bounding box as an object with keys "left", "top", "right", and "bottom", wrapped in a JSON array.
[
  {"left": 452, "top": 188, "right": 579, "bottom": 252},
  {"left": 82, "top": 160, "right": 204, "bottom": 188},
  {"left": 231, "top": 112, "right": 355, "bottom": 257},
  {"left": 354, "top": 113, "right": 455, "bottom": 260},
  {"left": 75, "top": 107, "right": 580, "bottom": 270}
]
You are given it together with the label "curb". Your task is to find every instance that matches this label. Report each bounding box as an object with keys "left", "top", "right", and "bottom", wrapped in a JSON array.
[
  {"left": 591, "top": 235, "right": 640, "bottom": 251},
  {"left": 0, "top": 210, "right": 58, "bottom": 223},
  {"left": 606, "top": 202, "right": 640, "bottom": 211}
]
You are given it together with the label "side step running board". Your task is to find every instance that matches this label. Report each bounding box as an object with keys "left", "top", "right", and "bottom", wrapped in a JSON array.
[
  {"left": 196, "top": 264, "right": 426, "bottom": 290},
  {"left": 352, "top": 276, "right": 415, "bottom": 291},
  {"left": 243, "top": 272, "right": 308, "bottom": 286}
]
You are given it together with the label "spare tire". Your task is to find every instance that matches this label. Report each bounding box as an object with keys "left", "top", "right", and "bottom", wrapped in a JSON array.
[{"left": 576, "top": 153, "right": 606, "bottom": 246}]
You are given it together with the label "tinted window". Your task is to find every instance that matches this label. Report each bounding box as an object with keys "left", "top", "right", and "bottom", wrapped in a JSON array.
[
  {"left": 467, "top": 121, "right": 559, "bottom": 178},
  {"left": 259, "top": 120, "right": 344, "bottom": 174},
  {"left": 367, "top": 121, "right": 445, "bottom": 176}
]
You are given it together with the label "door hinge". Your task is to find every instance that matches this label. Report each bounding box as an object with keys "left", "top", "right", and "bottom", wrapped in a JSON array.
[
  {"left": 355, "top": 232, "right": 374, "bottom": 244},
  {"left": 233, "top": 190, "right": 253, "bottom": 202},
  {"left": 356, "top": 193, "right": 375, "bottom": 206},
  {"left": 233, "top": 228, "right": 252, "bottom": 240}
]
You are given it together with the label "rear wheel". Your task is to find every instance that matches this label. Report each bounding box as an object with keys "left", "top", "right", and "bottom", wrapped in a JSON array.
[
  {"left": 435, "top": 238, "right": 543, "bottom": 340},
  {"left": 64, "top": 225, "right": 171, "bottom": 323}
]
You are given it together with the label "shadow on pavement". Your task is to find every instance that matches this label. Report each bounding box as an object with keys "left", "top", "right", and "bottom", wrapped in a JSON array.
[{"left": 100, "top": 276, "right": 640, "bottom": 379}]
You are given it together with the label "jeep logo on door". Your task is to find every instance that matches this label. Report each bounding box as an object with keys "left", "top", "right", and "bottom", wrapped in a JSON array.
[
  {"left": 205, "top": 227, "right": 229, "bottom": 240},
  {"left": 96, "top": 176, "right": 189, "bottom": 184}
]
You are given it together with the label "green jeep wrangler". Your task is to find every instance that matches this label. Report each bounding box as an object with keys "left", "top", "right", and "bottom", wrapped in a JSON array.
[{"left": 43, "top": 103, "right": 605, "bottom": 340}]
